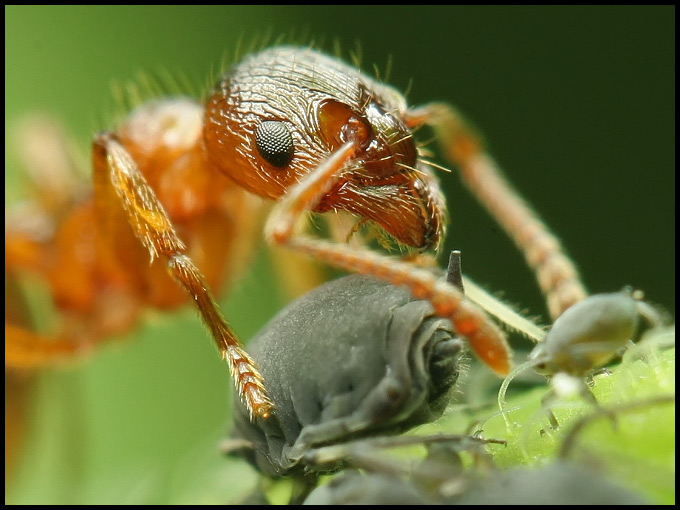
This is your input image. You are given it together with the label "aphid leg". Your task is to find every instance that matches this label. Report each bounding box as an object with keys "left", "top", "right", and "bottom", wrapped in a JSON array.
[
  {"left": 303, "top": 434, "right": 505, "bottom": 482},
  {"left": 585, "top": 368, "right": 611, "bottom": 387},
  {"left": 414, "top": 439, "right": 499, "bottom": 495},
  {"left": 265, "top": 143, "right": 512, "bottom": 375},
  {"left": 578, "top": 377, "right": 620, "bottom": 430},
  {"left": 539, "top": 388, "right": 561, "bottom": 432},
  {"left": 406, "top": 104, "right": 588, "bottom": 320},
  {"left": 411, "top": 441, "right": 467, "bottom": 497},
  {"left": 92, "top": 133, "right": 272, "bottom": 419},
  {"left": 540, "top": 373, "right": 614, "bottom": 433},
  {"left": 558, "top": 394, "right": 675, "bottom": 459},
  {"left": 288, "top": 474, "right": 320, "bottom": 506}
]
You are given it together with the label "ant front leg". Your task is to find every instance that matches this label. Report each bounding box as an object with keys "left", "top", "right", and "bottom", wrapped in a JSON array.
[
  {"left": 264, "top": 142, "right": 512, "bottom": 376},
  {"left": 92, "top": 133, "right": 272, "bottom": 419},
  {"left": 406, "top": 104, "right": 588, "bottom": 320}
]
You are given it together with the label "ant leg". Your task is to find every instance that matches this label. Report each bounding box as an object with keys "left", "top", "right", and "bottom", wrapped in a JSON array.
[
  {"left": 265, "top": 142, "right": 512, "bottom": 375},
  {"left": 444, "top": 249, "right": 543, "bottom": 343},
  {"left": 6, "top": 115, "right": 85, "bottom": 277},
  {"left": 5, "top": 118, "right": 93, "bottom": 368},
  {"left": 92, "top": 133, "right": 272, "bottom": 419},
  {"left": 5, "top": 324, "right": 84, "bottom": 368},
  {"left": 5, "top": 272, "right": 84, "bottom": 368},
  {"left": 406, "top": 104, "right": 588, "bottom": 320}
]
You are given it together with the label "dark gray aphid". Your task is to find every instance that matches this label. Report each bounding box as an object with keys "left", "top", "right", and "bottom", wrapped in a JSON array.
[
  {"left": 230, "top": 256, "right": 466, "bottom": 478},
  {"left": 455, "top": 462, "right": 650, "bottom": 505},
  {"left": 302, "top": 471, "right": 433, "bottom": 505},
  {"left": 302, "top": 459, "right": 650, "bottom": 505}
]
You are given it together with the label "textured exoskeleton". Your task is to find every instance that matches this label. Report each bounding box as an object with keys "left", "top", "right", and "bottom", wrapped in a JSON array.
[{"left": 231, "top": 273, "right": 465, "bottom": 477}]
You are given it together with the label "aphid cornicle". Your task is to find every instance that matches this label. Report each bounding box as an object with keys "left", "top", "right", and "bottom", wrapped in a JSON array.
[{"left": 6, "top": 45, "right": 590, "bottom": 422}]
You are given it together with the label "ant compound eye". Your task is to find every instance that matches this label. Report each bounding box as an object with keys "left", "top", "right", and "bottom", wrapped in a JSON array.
[{"left": 255, "top": 120, "right": 294, "bottom": 168}]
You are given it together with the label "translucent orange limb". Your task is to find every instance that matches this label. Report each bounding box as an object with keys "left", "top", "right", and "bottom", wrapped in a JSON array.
[
  {"left": 5, "top": 271, "right": 83, "bottom": 369},
  {"left": 5, "top": 228, "right": 46, "bottom": 274},
  {"left": 265, "top": 142, "right": 512, "bottom": 375},
  {"left": 5, "top": 324, "right": 84, "bottom": 369},
  {"left": 406, "top": 104, "right": 588, "bottom": 320},
  {"left": 5, "top": 368, "right": 30, "bottom": 477},
  {"left": 5, "top": 118, "right": 87, "bottom": 370},
  {"left": 93, "top": 133, "right": 272, "bottom": 419}
]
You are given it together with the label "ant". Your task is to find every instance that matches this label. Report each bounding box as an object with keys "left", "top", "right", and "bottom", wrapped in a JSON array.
[{"left": 5, "top": 45, "right": 588, "bottom": 423}]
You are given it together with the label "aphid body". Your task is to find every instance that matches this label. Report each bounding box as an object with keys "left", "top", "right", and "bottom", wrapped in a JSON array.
[
  {"left": 302, "top": 460, "right": 651, "bottom": 505},
  {"left": 231, "top": 272, "right": 464, "bottom": 477},
  {"left": 530, "top": 289, "right": 660, "bottom": 376}
]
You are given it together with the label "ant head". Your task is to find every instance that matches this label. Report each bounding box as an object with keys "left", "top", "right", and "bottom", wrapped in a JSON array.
[{"left": 204, "top": 46, "right": 445, "bottom": 252}]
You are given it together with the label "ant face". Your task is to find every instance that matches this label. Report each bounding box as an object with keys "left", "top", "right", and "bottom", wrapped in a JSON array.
[{"left": 204, "top": 46, "right": 445, "bottom": 251}]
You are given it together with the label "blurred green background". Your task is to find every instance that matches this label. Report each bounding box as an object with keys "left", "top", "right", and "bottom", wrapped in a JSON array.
[{"left": 5, "top": 6, "right": 675, "bottom": 504}]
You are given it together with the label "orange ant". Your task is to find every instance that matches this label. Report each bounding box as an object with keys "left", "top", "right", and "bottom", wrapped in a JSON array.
[{"left": 5, "top": 45, "right": 588, "bottom": 422}]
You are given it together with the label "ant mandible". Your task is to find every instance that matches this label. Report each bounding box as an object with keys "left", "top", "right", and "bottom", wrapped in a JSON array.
[{"left": 5, "top": 45, "right": 588, "bottom": 421}]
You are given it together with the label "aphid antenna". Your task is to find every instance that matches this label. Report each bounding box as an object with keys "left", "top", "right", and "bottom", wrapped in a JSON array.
[{"left": 497, "top": 358, "right": 545, "bottom": 431}]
